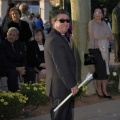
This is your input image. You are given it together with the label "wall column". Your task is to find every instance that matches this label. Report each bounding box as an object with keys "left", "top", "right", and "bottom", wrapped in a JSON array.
[
  {"left": 39, "top": 0, "right": 51, "bottom": 22},
  {"left": 0, "top": 0, "right": 8, "bottom": 19}
]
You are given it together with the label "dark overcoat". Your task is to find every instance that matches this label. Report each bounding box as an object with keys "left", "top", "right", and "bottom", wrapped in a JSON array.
[{"left": 44, "top": 29, "right": 77, "bottom": 99}]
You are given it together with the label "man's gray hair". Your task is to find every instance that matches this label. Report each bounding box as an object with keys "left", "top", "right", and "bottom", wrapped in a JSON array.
[{"left": 8, "top": 27, "right": 19, "bottom": 35}]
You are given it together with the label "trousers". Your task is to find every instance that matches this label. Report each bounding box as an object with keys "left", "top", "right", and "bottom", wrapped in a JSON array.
[
  {"left": 0, "top": 67, "right": 36, "bottom": 92},
  {"left": 50, "top": 97, "right": 73, "bottom": 120}
]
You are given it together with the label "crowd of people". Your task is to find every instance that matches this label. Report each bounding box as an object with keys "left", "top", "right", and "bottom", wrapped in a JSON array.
[
  {"left": 0, "top": 1, "right": 120, "bottom": 120},
  {"left": 0, "top": 2, "right": 52, "bottom": 92}
]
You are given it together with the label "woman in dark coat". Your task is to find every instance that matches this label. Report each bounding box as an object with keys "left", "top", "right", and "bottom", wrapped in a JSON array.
[
  {"left": 27, "top": 29, "right": 46, "bottom": 81},
  {"left": 7, "top": 7, "right": 32, "bottom": 46}
]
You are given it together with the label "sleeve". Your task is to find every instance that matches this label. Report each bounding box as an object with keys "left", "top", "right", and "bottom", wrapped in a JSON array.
[
  {"left": 27, "top": 42, "right": 42, "bottom": 68},
  {"left": 24, "top": 22, "right": 32, "bottom": 40},
  {"left": 0, "top": 43, "right": 16, "bottom": 69},
  {"left": 104, "top": 22, "right": 114, "bottom": 40},
  {"left": 88, "top": 21, "right": 94, "bottom": 41},
  {"left": 19, "top": 43, "right": 27, "bottom": 67},
  {"left": 49, "top": 39, "right": 76, "bottom": 89},
  {"left": 1, "top": 16, "right": 6, "bottom": 28}
]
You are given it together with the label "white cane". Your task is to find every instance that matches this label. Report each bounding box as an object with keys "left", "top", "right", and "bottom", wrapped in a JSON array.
[{"left": 53, "top": 73, "right": 93, "bottom": 112}]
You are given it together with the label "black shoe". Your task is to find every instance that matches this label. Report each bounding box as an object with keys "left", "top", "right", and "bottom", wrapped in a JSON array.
[
  {"left": 96, "top": 90, "right": 104, "bottom": 98},
  {"left": 103, "top": 92, "right": 112, "bottom": 99}
]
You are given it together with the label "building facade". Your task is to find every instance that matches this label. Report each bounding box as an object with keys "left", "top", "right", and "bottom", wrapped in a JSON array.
[{"left": 0, "top": 0, "right": 61, "bottom": 22}]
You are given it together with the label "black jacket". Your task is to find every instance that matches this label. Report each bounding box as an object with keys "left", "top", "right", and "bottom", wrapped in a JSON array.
[
  {"left": 8, "top": 20, "right": 32, "bottom": 44},
  {"left": 27, "top": 40, "right": 45, "bottom": 70},
  {"left": 0, "top": 40, "right": 27, "bottom": 69},
  {"left": 44, "top": 29, "right": 77, "bottom": 98}
]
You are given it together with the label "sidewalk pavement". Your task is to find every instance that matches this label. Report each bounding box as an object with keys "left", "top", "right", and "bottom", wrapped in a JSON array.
[{"left": 24, "top": 99, "right": 120, "bottom": 120}]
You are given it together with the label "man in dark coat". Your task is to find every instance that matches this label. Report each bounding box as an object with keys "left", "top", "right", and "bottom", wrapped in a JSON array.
[
  {"left": 0, "top": 27, "right": 36, "bottom": 92},
  {"left": 44, "top": 9, "right": 78, "bottom": 120}
]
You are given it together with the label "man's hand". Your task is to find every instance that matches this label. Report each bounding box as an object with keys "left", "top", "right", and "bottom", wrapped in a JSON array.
[
  {"left": 105, "top": 34, "right": 111, "bottom": 41},
  {"left": 71, "top": 85, "right": 79, "bottom": 96},
  {"left": 39, "top": 63, "right": 46, "bottom": 68},
  {"left": 16, "top": 67, "right": 26, "bottom": 75}
]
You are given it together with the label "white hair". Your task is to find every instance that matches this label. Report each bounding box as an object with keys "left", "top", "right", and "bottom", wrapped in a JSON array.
[{"left": 8, "top": 27, "right": 19, "bottom": 35}]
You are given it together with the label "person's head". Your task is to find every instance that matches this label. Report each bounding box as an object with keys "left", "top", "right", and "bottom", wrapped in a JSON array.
[
  {"left": 93, "top": 6, "right": 103, "bottom": 21},
  {"left": 102, "top": 6, "right": 107, "bottom": 16},
  {"left": 51, "top": 9, "right": 70, "bottom": 34},
  {"left": 31, "top": 13, "right": 34, "bottom": 16},
  {"left": 28, "top": 13, "right": 35, "bottom": 20},
  {"left": 34, "top": 29, "right": 45, "bottom": 44},
  {"left": 7, "top": 27, "right": 19, "bottom": 43},
  {"left": 19, "top": 3, "right": 29, "bottom": 15},
  {"left": 35, "top": 13, "right": 40, "bottom": 19},
  {"left": 9, "top": 7, "right": 21, "bottom": 22},
  {"left": 118, "top": 2, "right": 120, "bottom": 7}
]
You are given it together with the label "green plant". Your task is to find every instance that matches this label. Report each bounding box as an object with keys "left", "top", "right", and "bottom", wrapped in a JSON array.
[
  {"left": 0, "top": 90, "right": 28, "bottom": 119},
  {"left": 108, "top": 67, "right": 120, "bottom": 95},
  {"left": 18, "top": 80, "right": 48, "bottom": 106}
]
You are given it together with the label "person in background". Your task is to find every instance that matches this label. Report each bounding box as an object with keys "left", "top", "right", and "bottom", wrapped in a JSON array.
[
  {"left": 1, "top": 3, "right": 15, "bottom": 40},
  {"left": 27, "top": 29, "right": 46, "bottom": 82},
  {"left": 102, "top": 6, "right": 111, "bottom": 29},
  {"left": 112, "top": 2, "right": 120, "bottom": 63},
  {"left": 88, "top": 6, "right": 113, "bottom": 99},
  {"left": 34, "top": 13, "right": 44, "bottom": 30},
  {"left": 8, "top": 7, "right": 32, "bottom": 46},
  {"left": 19, "top": 3, "right": 33, "bottom": 35},
  {"left": 102, "top": 6, "right": 112, "bottom": 53},
  {"left": 16, "top": 2, "right": 21, "bottom": 8},
  {"left": 43, "top": 20, "right": 51, "bottom": 35},
  {"left": 47, "top": 20, "right": 52, "bottom": 33},
  {"left": 30, "top": 13, "right": 36, "bottom": 21},
  {"left": 44, "top": 9, "right": 78, "bottom": 120},
  {"left": 0, "top": 27, "right": 36, "bottom": 92},
  {"left": 28, "top": 13, "right": 37, "bottom": 32}
]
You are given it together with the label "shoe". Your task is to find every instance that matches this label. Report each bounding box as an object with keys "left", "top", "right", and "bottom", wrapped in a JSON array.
[
  {"left": 102, "top": 92, "right": 112, "bottom": 99},
  {"left": 96, "top": 90, "right": 104, "bottom": 98}
]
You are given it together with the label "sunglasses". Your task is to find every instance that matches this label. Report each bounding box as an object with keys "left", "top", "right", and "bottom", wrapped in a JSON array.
[{"left": 56, "top": 19, "right": 70, "bottom": 23}]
